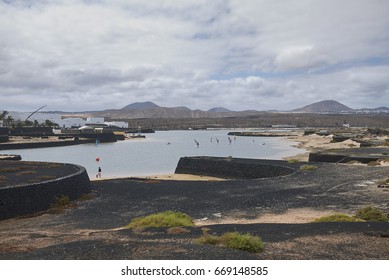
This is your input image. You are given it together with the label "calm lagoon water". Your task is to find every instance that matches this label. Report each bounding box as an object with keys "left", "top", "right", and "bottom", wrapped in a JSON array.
[{"left": 5, "top": 130, "right": 303, "bottom": 179}]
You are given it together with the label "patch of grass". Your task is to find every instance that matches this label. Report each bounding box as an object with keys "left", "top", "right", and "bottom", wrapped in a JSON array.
[
  {"left": 166, "top": 227, "right": 191, "bottom": 235},
  {"left": 53, "top": 195, "right": 71, "bottom": 207},
  {"left": 299, "top": 164, "right": 318, "bottom": 171},
  {"left": 367, "top": 161, "right": 381, "bottom": 166},
  {"left": 382, "top": 152, "right": 388, "bottom": 156},
  {"left": 313, "top": 214, "right": 360, "bottom": 223},
  {"left": 78, "top": 193, "right": 95, "bottom": 201},
  {"left": 313, "top": 207, "right": 389, "bottom": 223},
  {"left": 197, "top": 233, "right": 220, "bottom": 245},
  {"left": 197, "top": 232, "right": 264, "bottom": 253},
  {"left": 35, "top": 175, "right": 57, "bottom": 181},
  {"left": 354, "top": 206, "right": 388, "bottom": 222},
  {"left": 288, "top": 159, "right": 300, "bottom": 163},
  {"left": 47, "top": 195, "right": 74, "bottom": 214},
  {"left": 0, "top": 167, "right": 22, "bottom": 173},
  {"left": 44, "top": 163, "right": 63, "bottom": 169},
  {"left": 125, "top": 211, "right": 195, "bottom": 229},
  {"left": 16, "top": 170, "right": 38, "bottom": 176}
]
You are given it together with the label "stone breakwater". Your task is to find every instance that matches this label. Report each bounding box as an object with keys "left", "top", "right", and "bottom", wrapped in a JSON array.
[{"left": 175, "top": 156, "right": 295, "bottom": 179}]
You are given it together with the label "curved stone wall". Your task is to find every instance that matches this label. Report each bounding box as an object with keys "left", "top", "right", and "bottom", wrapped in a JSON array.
[
  {"left": 175, "top": 156, "right": 295, "bottom": 179},
  {"left": 0, "top": 164, "right": 91, "bottom": 220}
]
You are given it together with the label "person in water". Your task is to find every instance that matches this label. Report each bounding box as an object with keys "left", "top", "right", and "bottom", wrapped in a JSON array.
[{"left": 97, "top": 167, "right": 102, "bottom": 178}]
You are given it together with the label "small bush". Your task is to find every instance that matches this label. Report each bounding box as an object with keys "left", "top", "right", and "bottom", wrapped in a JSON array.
[
  {"left": 53, "top": 195, "right": 71, "bottom": 207},
  {"left": 313, "top": 214, "right": 360, "bottom": 223},
  {"left": 314, "top": 207, "right": 389, "bottom": 223},
  {"left": 367, "top": 161, "right": 381, "bottom": 166},
  {"left": 220, "top": 232, "right": 264, "bottom": 253},
  {"left": 47, "top": 195, "right": 73, "bottom": 214},
  {"left": 299, "top": 165, "right": 318, "bottom": 171},
  {"left": 355, "top": 206, "right": 388, "bottom": 222},
  {"left": 288, "top": 159, "right": 300, "bottom": 163},
  {"left": 126, "top": 211, "right": 195, "bottom": 229},
  {"left": 197, "top": 232, "right": 264, "bottom": 253},
  {"left": 166, "top": 227, "right": 191, "bottom": 235},
  {"left": 197, "top": 234, "right": 220, "bottom": 245}
]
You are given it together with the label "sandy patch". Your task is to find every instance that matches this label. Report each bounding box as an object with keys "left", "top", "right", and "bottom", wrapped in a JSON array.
[
  {"left": 91, "top": 174, "right": 226, "bottom": 182},
  {"left": 138, "top": 174, "right": 227, "bottom": 181},
  {"left": 195, "top": 208, "right": 345, "bottom": 226},
  {"left": 286, "top": 134, "right": 361, "bottom": 151}
]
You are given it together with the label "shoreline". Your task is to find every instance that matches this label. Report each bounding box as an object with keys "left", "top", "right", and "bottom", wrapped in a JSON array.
[{"left": 90, "top": 173, "right": 227, "bottom": 182}]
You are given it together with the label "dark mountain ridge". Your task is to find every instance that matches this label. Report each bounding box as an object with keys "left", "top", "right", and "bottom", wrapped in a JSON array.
[{"left": 292, "top": 100, "right": 353, "bottom": 113}]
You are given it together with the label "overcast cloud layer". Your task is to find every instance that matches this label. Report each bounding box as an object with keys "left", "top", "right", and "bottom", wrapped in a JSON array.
[{"left": 1, "top": 0, "right": 388, "bottom": 111}]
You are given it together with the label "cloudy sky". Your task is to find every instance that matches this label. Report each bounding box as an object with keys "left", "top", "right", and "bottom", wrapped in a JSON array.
[{"left": 1, "top": 0, "right": 388, "bottom": 112}]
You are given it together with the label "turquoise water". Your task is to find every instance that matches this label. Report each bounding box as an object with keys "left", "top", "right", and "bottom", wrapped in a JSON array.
[{"left": 5, "top": 130, "right": 303, "bottom": 178}]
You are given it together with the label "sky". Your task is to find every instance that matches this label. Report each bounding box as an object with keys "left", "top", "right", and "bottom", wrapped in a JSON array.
[{"left": 0, "top": 0, "right": 388, "bottom": 112}]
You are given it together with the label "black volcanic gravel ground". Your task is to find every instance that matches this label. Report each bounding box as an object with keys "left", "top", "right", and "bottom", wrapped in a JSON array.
[{"left": 0, "top": 161, "right": 388, "bottom": 259}]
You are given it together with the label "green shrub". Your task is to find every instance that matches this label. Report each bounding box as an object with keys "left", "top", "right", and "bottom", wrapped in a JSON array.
[
  {"left": 47, "top": 195, "right": 73, "bottom": 214},
  {"left": 354, "top": 206, "right": 388, "bottom": 222},
  {"left": 299, "top": 165, "right": 318, "bottom": 171},
  {"left": 166, "top": 227, "right": 191, "bottom": 235},
  {"left": 126, "top": 211, "right": 195, "bottom": 229},
  {"left": 53, "top": 195, "right": 71, "bottom": 207},
  {"left": 220, "top": 232, "right": 264, "bottom": 253},
  {"left": 313, "top": 207, "right": 389, "bottom": 223},
  {"left": 288, "top": 159, "right": 300, "bottom": 163},
  {"left": 197, "top": 232, "right": 264, "bottom": 253},
  {"left": 197, "top": 234, "right": 220, "bottom": 245},
  {"left": 313, "top": 214, "right": 360, "bottom": 223}
]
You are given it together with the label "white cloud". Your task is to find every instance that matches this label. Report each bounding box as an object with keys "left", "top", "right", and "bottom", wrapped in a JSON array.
[{"left": 0, "top": 0, "right": 388, "bottom": 112}]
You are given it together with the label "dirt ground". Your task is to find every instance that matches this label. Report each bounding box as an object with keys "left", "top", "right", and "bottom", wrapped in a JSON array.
[{"left": 1, "top": 159, "right": 389, "bottom": 259}]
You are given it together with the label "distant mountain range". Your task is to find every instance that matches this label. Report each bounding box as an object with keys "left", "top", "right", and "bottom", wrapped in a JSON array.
[
  {"left": 55, "top": 100, "right": 389, "bottom": 119},
  {"left": 91, "top": 102, "right": 256, "bottom": 119}
]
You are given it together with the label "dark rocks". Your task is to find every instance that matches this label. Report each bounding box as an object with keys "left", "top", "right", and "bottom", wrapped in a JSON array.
[{"left": 175, "top": 157, "right": 295, "bottom": 179}]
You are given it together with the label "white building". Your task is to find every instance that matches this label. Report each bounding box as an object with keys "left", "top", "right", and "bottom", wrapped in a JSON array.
[{"left": 86, "top": 117, "right": 105, "bottom": 124}]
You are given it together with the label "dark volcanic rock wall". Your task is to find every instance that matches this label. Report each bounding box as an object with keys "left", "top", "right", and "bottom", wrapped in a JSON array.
[
  {"left": 0, "top": 164, "right": 91, "bottom": 220},
  {"left": 175, "top": 156, "right": 295, "bottom": 179}
]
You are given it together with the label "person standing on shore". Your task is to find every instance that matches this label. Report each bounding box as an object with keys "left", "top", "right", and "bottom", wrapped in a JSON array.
[{"left": 98, "top": 167, "right": 102, "bottom": 178}]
